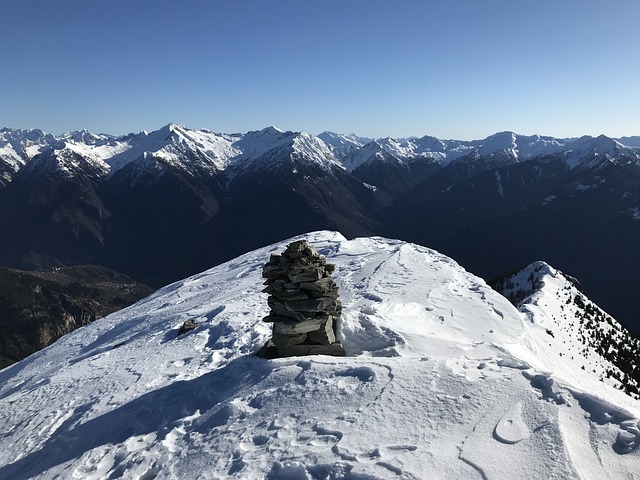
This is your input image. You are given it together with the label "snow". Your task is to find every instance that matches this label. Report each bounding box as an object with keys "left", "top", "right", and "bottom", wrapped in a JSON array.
[
  {"left": 562, "top": 134, "right": 640, "bottom": 169},
  {"left": 0, "top": 143, "right": 22, "bottom": 170},
  {"left": 0, "top": 128, "right": 55, "bottom": 171},
  {"left": 495, "top": 261, "right": 639, "bottom": 396},
  {"left": 0, "top": 232, "right": 638, "bottom": 479},
  {"left": 317, "top": 131, "right": 373, "bottom": 163},
  {"left": 478, "top": 132, "right": 570, "bottom": 160},
  {"left": 4, "top": 125, "right": 640, "bottom": 184},
  {"left": 321, "top": 131, "right": 575, "bottom": 172}
]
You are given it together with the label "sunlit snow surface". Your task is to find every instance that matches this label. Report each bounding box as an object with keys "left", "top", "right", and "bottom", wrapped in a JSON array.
[{"left": 0, "top": 232, "right": 638, "bottom": 479}]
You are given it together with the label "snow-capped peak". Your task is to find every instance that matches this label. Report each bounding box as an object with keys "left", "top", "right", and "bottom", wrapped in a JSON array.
[
  {"left": 317, "top": 131, "right": 374, "bottom": 164},
  {"left": 231, "top": 128, "right": 339, "bottom": 174},
  {"left": 64, "top": 129, "right": 111, "bottom": 145},
  {"left": 0, "top": 128, "right": 57, "bottom": 173},
  {"left": 260, "top": 125, "right": 284, "bottom": 135},
  {"left": 561, "top": 134, "right": 640, "bottom": 169},
  {"left": 475, "top": 131, "right": 571, "bottom": 160},
  {"left": 3, "top": 125, "right": 640, "bottom": 187},
  {"left": 318, "top": 131, "right": 372, "bottom": 148},
  {"left": 478, "top": 131, "right": 518, "bottom": 156},
  {"left": 570, "top": 134, "right": 622, "bottom": 156}
]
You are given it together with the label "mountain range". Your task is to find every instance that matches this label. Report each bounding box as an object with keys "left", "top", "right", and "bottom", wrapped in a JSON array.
[
  {"left": 2, "top": 124, "right": 640, "bottom": 335},
  {"left": 0, "top": 231, "right": 638, "bottom": 479}
]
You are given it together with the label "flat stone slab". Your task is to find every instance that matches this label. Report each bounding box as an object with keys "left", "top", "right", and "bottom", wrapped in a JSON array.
[
  {"left": 276, "top": 342, "right": 346, "bottom": 357},
  {"left": 273, "top": 316, "right": 332, "bottom": 335}
]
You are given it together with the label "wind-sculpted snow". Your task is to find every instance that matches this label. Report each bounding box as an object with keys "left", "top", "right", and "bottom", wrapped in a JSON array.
[{"left": 0, "top": 232, "right": 638, "bottom": 479}]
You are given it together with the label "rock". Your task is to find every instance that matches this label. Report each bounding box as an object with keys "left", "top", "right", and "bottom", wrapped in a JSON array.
[
  {"left": 271, "top": 331, "right": 309, "bottom": 347},
  {"left": 277, "top": 342, "right": 345, "bottom": 357},
  {"left": 257, "top": 239, "right": 344, "bottom": 358},
  {"left": 256, "top": 339, "right": 279, "bottom": 359},
  {"left": 273, "top": 315, "right": 332, "bottom": 335},
  {"left": 299, "top": 277, "right": 335, "bottom": 293},
  {"left": 177, "top": 319, "right": 199, "bottom": 336},
  {"left": 288, "top": 269, "right": 323, "bottom": 284},
  {"left": 284, "top": 296, "right": 338, "bottom": 313},
  {"left": 307, "top": 317, "right": 336, "bottom": 344}
]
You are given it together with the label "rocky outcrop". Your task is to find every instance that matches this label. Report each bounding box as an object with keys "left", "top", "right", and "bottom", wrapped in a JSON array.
[
  {"left": 0, "top": 266, "right": 154, "bottom": 368},
  {"left": 258, "top": 240, "right": 345, "bottom": 358}
]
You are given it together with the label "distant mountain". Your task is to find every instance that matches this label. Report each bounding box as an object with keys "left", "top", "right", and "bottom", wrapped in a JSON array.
[
  {"left": 1, "top": 232, "right": 638, "bottom": 479},
  {"left": 2, "top": 124, "right": 640, "bottom": 333},
  {"left": 618, "top": 136, "right": 640, "bottom": 148},
  {"left": 0, "top": 128, "right": 56, "bottom": 186}
]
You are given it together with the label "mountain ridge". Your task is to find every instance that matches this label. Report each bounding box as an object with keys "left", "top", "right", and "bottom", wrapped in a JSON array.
[
  {"left": 4, "top": 124, "right": 640, "bottom": 182},
  {"left": 0, "top": 231, "right": 638, "bottom": 479},
  {"left": 494, "top": 260, "right": 640, "bottom": 399}
]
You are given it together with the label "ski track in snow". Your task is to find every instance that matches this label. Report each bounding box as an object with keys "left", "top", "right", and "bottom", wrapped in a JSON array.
[{"left": 0, "top": 231, "right": 639, "bottom": 479}]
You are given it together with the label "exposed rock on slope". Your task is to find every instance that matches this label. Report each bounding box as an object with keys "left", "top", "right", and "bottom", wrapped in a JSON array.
[{"left": 0, "top": 265, "right": 153, "bottom": 368}]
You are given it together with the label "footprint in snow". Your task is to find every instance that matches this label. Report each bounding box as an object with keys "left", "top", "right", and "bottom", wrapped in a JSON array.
[
  {"left": 334, "top": 367, "right": 376, "bottom": 382},
  {"left": 493, "top": 402, "right": 530, "bottom": 444}
]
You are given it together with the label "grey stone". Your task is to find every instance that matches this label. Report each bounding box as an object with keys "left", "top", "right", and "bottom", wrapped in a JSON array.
[
  {"left": 304, "top": 246, "right": 320, "bottom": 258},
  {"left": 256, "top": 339, "right": 279, "bottom": 359},
  {"left": 271, "top": 289, "right": 310, "bottom": 301},
  {"left": 287, "top": 240, "right": 308, "bottom": 252},
  {"left": 262, "top": 313, "right": 297, "bottom": 323},
  {"left": 271, "top": 331, "right": 308, "bottom": 347},
  {"left": 276, "top": 342, "right": 345, "bottom": 357},
  {"left": 299, "top": 277, "right": 335, "bottom": 293},
  {"left": 285, "top": 296, "right": 338, "bottom": 313},
  {"left": 177, "top": 320, "right": 199, "bottom": 336},
  {"left": 288, "top": 268, "right": 323, "bottom": 283},
  {"left": 262, "top": 265, "right": 289, "bottom": 280},
  {"left": 269, "top": 254, "right": 281, "bottom": 264},
  {"left": 307, "top": 316, "right": 336, "bottom": 344},
  {"left": 291, "top": 257, "right": 316, "bottom": 270},
  {"left": 273, "top": 316, "right": 330, "bottom": 335}
]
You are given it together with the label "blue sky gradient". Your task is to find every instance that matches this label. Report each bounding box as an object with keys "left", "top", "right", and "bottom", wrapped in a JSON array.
[{"left": 3, "top": 0, "right": 640, "bottom": 139}]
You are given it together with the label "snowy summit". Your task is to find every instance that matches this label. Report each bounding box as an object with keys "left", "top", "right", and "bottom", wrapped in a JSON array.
[{"left": 0, "top": 232, "right": 638, "bottom": 479}]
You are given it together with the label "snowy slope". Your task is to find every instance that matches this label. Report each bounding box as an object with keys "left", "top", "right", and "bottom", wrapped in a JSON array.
[
  {"left": 34, "top": 124, "right": 239, "bottom": 178},
  {"left": 495, "top": 261, "right": 640, "bottom": 399},
  {"left": 0, "top": 232, "right": 638, "bottom": 479},
  {"left": 233, "top": 128, "right": 340, "bottom": 175},
  {"left": 562, "top": 135, "right": 640, "bottom": 169},
  {"left": 317, "top": 132, "right": 373, "bottom": 163}
]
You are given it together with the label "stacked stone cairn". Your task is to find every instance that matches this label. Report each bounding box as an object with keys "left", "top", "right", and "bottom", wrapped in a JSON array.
[{"left": 257, "top": 240, "right": 345, "bottom": 358}]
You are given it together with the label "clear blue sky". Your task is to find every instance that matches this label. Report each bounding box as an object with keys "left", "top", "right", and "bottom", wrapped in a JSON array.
[{"left": 3, "top": 0, "right": 640, "bottom": 139}]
